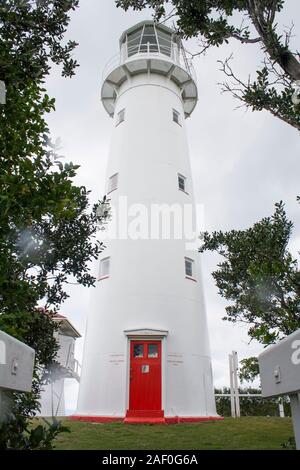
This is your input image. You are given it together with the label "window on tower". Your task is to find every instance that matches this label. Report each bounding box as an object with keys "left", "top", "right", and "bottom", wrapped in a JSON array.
[
  {"left": 148, "top": 344, "right": 158, "bottom": 358},
  {"left": 140, "top": 24, "right": 158, "bottom": 53},
  {"left": 185, "top": 257, "right": 194, "bottom": 279},
  {"left": 157, "top": 29, "right": 172, "bottom": 56},
  {"left": 125, "top": 24, "right": 172, "bottom": 57},
  {"left": 178, "top": 173, "right": 187, "bottom": 193},
  {"left": 127, "top": 27, "right": 143, "bottom": 57},
  {"left": 108, "top": 173, "right": 118, "bottom": 193},
  {"left": 116, "top": 108, "right": 125, "bottom": 126},
  {"left": 172, "top": 109, "right": 181, "bottom": 125},
  {"left": 99, "top": 257, "right": 110, "bottom": 279},
  {"left": 133, "top": 344, "right": 144, "bottom": 358}
]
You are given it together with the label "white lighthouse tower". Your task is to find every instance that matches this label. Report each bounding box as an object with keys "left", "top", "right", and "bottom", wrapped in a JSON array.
[{"left": 74, "top": 21, "right": 219, "bottom": 424}]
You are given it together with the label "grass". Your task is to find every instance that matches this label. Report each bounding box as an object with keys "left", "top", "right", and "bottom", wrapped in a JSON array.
[{"left": 52, "top": 417, "right": 294, "bottom": 450}]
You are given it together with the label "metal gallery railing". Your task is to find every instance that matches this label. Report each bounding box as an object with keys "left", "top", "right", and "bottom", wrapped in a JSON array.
[{"left": 102, "top": 38, "right": 196, "bottom": 84}]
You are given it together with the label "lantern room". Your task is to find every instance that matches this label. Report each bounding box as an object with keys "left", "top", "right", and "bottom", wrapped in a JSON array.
[
  {"left": 101, "top": 20, "right": 198, "bottom": 118},
  {"left": 120, "top": 22, "right": 180, "bottom": 59}
]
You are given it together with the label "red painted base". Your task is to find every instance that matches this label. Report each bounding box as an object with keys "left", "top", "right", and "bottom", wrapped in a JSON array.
[
  {"left": 69, "top": 414, "right": 223, "bottom": 424},
  {"left": 124, "top": 417, "right": 166, "bottom": 424},
  {"left": 124, "top": 409, "right": 165, "bottom": 424},
  {"left": 126, "top": 409, "right": 164, "bottom": 418}
]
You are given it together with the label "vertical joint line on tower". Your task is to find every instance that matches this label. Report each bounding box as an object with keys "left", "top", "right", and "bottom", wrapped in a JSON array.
[
  {"left": 166, "top": 64, "right": 175, "bottom": 81},
  {"left": 122, "top": 64, "right": 132, "bottom": 84}
]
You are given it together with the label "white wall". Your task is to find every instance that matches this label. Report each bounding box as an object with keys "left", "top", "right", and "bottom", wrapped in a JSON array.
[{"left": 77, "top": 71, "right": 217, "bottom": 417}]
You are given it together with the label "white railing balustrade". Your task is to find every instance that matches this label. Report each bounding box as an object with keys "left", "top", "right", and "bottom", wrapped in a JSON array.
[{"left": 102, "top": 40, "right": 196, "bottom": 84}]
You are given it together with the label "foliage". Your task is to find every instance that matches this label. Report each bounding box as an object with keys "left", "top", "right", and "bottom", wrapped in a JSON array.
[
  {"left": 116, "top": 0, "right": 300, "bottom": 130},
  {"left": 0, "top": 414, "right": 70, "bottom": 450},
  {"left": 0, "top": 0, "right": 108, "bottom": 449},
  {"left": 0, "top": 310, "right": 58, "bottom": 370},
  {"left": 239, "top": 356, "right": 260, "bottom": 383},
  {"left": 200, "top": 202, "right": 300, "bottom": 346},
  {"left": 0, "top": 310, "right": 67, "bottom": 450},
  {"left": 199, "top": 202, "right": 300, "bottom": 381},
  {"left": 1, "top": 50, "right": 106, "bottom": 312},
  {"left": 215, "top": 387, "right": 290, "bottom": 417},
  {"left": 54, "top": 417, "right": 293, "bottom": 450},
  {"left": 281, "top": 436, "right": 296, "bottom": 450},
  {"left": 0, "top": 0, "right": 79, "bottom": 82}
]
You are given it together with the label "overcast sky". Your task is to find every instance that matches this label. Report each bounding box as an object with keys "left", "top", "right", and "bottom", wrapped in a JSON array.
[{"left": 45, "top": 1, "right": 300, "bottom": 411}]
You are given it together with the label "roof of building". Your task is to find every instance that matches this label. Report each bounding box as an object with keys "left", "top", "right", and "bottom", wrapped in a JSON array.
[{"left": 38, "top": 308, "right": 81, "bottom": 338}]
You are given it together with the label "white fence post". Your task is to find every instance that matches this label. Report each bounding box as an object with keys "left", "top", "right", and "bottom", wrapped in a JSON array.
[
  {"left": 278, "top": 398, "right": 285, "bottom": 417},
  {"left": 232, "top": 351, "right": 241, "bottom": 418},
  {"left": 229, "top": 353, "right": 236, "bottom": 418}
]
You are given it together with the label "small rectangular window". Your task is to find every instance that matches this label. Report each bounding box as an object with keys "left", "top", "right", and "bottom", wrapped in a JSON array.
[
  {"left": 116, "top": 108, "right": 125, "bottom": 126},
  {"left": 133, "top": 344, "right": 144, "bottom": 358},
  {"left": 173, "top": 109, "right": 181, "bottom": 125},
  {"left": 148, "top": 344, "right": 158, "bottom": 358},
  {"left": 99, "top": 257, "right": 110, "bottom": 278},
  {"left": 185, "top": 257, "right": 194, "bottom": 278},
  {"left": 178, "top": 173, "right": 186, "bottom": 192},
  {"left": 108, "top": 173, "right": 118, "bottom": 193}
]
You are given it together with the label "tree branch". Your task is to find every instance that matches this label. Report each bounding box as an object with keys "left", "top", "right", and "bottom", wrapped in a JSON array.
[{"left": 231, "top": 33, "right": 261, "bottom": 44}]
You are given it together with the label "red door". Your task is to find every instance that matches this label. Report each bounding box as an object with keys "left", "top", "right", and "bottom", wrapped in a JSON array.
[{"left": 129, "top": 340, "right": 162, "bottom": 412}]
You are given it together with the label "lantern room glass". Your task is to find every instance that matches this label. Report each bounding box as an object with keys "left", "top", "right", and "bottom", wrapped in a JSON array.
[{"left": 126, "top": 24, "right": 173, "bottom": 58}]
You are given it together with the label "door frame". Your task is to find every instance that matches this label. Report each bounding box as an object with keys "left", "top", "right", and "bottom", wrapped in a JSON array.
[{"left": 124, "top": 329, "right": 168, "bottom": 414}]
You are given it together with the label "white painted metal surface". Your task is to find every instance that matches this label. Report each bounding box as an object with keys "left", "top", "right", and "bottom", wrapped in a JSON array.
[
  {"left": 76, "top": 20, "right": 217, "bottom": 419},
  {"left": 259, "top": 329, "right": 300, "bottom": 397},
  {"left": 0, "top": 330, "right": 34, "bottom": 393},
  {"left": 259, "top": 329, "right": 300, "bottom": 449},
  {"left": 39, "top": 316, "right": 81, "bottom": 417},
  {"left": 0, "top": 330, "right": 34, "bottom": 423}
]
